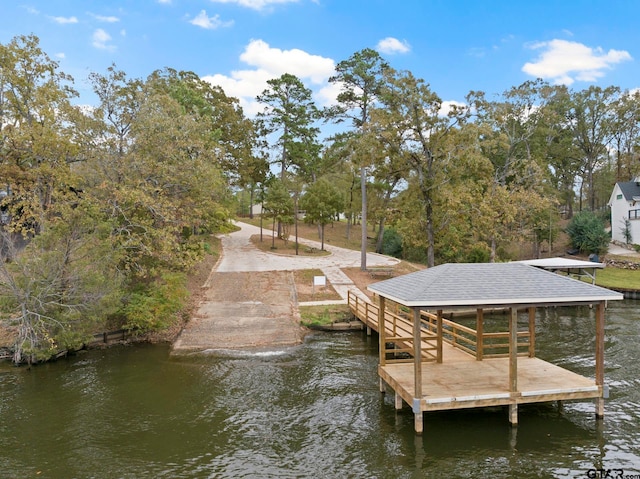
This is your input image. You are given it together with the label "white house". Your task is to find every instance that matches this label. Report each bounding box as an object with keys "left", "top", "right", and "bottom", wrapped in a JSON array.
[{"left": 608, "top": 179, "right": 640, "bottom": 244}]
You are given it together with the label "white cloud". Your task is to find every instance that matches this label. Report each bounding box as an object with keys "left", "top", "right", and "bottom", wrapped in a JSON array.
[
  {"left": 190, "top": 10, "right": 234, "bottom": 29},
  {"left": 92, "top": 28, "right": 115, "bottom": 51},
  {"left": 90, "top": 13, "right": 120, "bottom": 23},
  {"left": 50, "top": 16, "right": 78, "bottom": 24},
  {"left": 55, "top": 52, "right": 66, "bottom": 59},
  {"left": 522, "top": 39, "right": 632, "bottom": 85},
  {"left": 202, "top": 39, "right": 335, "bottom": 116},
  {"left": 376, "top": 37, "right": 410, "bottom": 55},
  {"left": 208, "top": 0, "right": 300, "bottom": 10},
  {"left": 240, "top": 39, "right": 334, "bottom": 84},
  {"left": 439, "top": 100, "right": 467, "bottom": 117}
]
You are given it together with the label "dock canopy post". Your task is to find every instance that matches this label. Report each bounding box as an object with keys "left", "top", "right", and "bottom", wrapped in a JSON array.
[
  {"left": 413, "top": 307, "right": 423, "bottom": 434},
  {"left": 509, "top": 307, "right": 518, "bottom": 426},
  {"left": 378, "top": 296, "right": 386, "bottom": 367}
]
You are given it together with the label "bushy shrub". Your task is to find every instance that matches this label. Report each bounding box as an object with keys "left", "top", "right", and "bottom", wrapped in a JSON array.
[
  {"left": 565, "top": 211, "right": 610, "bottom": 254},
  {"left": 466, "top": 245, "right": 490, "bottom": 263},
  {"left": 382, "top": 227, "right": 403, "bottom": 258},
  {"left": 123, "top": 272, "right": 188, "bottom": 333}
]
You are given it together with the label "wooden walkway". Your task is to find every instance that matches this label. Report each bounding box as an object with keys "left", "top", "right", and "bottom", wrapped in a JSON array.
[{"left": 347, "top": 291, "right": 602, "bottom": 430}]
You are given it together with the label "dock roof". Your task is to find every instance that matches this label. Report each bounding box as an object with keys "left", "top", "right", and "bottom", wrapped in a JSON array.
[
  {"left": 517, "top": 257, "right": 604, "bottom": 269},
  {"left": 367, "top": 262, "right": 623, "bottom": 309}
]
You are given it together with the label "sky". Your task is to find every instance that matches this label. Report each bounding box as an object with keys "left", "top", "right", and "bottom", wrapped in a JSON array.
[{"left": 1, "top": 0, "right": 639, "bottom": 118}]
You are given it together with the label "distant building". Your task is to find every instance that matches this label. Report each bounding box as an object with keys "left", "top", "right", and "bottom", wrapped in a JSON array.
[
  {"left": 0, "top": 189, "right": 9, "bottom": 225},
  {"left": 608, "top": 179, "right": 640, "bottom": 244}
]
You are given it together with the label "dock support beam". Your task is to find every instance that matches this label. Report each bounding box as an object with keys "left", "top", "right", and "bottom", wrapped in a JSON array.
[
  {"left": 595, "top": 301, "right": 605, "bottom": 418},
  {"left": 509, "top": 307, "right": 519, "bottom": 426},
  {"left": 395, "top": 392, "right": 403, "bottom": 410},
  {"left": 413, "top": 398, "right": 423, "bottom": 434},
  {"left": 509, "top": 404, "right": 518, "bottom": 426}
]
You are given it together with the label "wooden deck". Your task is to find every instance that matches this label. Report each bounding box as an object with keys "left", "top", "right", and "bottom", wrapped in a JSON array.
[
  {"left": 347, "top": 291, "right": 602, "bottom": 431},
  {"left": 380, "top": 357, "right": 599, "bottom": 412}
]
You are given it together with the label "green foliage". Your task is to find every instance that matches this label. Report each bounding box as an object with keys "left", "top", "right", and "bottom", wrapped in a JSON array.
[
  {"left": 465, "top": 245, "right": 491, "bottom": 263},
  {"left": 621, "top": 219, "right": 633, "bottom": 244},
  {"left": 122, "top": 273, "right": 188, "bottom": 333},
  {"left": 300, "top": 179, "right": 342, "bottom": 226},
  {"left": 263, "top": 179, "right": 294, "bottom": 226},
  {"left": 300, "top": 179, "right": 342, "bottom": 249},
  {"left": 381, "top": 227, "right": 403, "bottom": 258},
  {"left": 0, "top": 202, "right": 123, "bottom": 364},
  {"left": 565, "top": 211, "right": 611, "bottom": 254}
]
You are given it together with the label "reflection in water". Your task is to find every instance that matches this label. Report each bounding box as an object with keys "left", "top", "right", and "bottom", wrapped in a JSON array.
[{"left": 0, "top": 302, "right": 639, "bottom": 478}]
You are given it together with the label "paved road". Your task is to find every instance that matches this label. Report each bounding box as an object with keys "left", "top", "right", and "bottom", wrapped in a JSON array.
[{"left": 171, "top": 222, "right": 399, "bottom": 354}]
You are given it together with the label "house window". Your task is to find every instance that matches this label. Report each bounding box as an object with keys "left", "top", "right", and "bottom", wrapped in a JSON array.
[{"left": 617, "top": 194, "right": 623, "bottom": 200}]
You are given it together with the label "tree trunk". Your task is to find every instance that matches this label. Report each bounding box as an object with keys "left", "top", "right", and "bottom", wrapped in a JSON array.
[
  {"left": 490, "top": 237, "right": 497, "bottom": 263},
  {"left": 375, "top": 217, "right": 385, "bottom": 254},
  {"left": 360, "top": 165, "right": 367, "bottom": 271}
]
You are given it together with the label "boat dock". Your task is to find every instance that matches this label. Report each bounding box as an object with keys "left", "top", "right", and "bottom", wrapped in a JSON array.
[{"left": 347, "top": 262, "right": 623, "bottom": 434}]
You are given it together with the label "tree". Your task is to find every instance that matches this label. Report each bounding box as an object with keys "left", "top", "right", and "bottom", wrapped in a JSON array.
[
  {"left": 565, "top": 210, "right": 610, "bottom": 255},
  {"left": 262, "top": 179, "right": 294, "bottom": 249},
  {"left": 300, "top": 179, "right": 342, "bottom": 250},
  {"left": 611, "top": 90, "right": 640, "bottom": 181},
  {"left": 147, "top": 68, "right": 264, "bottom": 189},
  {"left": 371, "top": 69, "right": 467, "bottom": 267},
  {"left": 567, "top": 85, "right": 620, "bottom": 212},
  {"left": 328, "top": 48, "right": 390, "bottom": 270},
  {"left": 0, "top": 34, "right": 80, "bottom": 236},
  {"left": 256, "top": 73, "right": 321, "bottom": 180},
  {"left": 0, "top": 202, "right": 122, "bottom": 364},
  {"left": 469, "top": 80, "right": 557, "bottom": 260}
]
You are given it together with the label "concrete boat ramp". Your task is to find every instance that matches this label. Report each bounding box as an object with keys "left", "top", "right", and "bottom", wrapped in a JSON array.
[{"left": 171, "top": 222, "right": 398, "bottom": 354}]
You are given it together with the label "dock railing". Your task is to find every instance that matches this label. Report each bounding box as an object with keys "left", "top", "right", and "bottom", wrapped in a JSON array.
[
  {"left": 348, "top": 291, "right": 531, "bottom": 360},
  {"left": 348, "top": 291, "right": 438, "bottom": 363}
]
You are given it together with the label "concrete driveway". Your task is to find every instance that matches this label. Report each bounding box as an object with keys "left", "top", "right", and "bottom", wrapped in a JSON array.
[{"left": 172, "top": 222, "right": 399, "bottom": 354}]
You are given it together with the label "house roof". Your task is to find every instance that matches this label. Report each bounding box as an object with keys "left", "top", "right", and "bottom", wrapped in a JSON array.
[
  {"left": 617, "top": 181, "right": 640, "bottom": 201},
  {"left": 367, "top": 262, "right": 623, "bottom": 309}
]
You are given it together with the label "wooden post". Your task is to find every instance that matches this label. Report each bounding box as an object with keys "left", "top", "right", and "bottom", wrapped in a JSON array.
[
  {"left": 595, "top": 301, "right": 605, "bottom": 418},
  {"left": 395, "top": 392, "right": 403, "bottom": 410},
  {"left": 528, "top": 307, "right": 536, "bottom": 358},
  {"left": 476, "top": 308, "right": 484, "bottom": 360},
  {"left": 436, "top": 310, "right": 443, "bottom": 363},
  {"left": 509, "top": 307, "right": 518, "bottom": 426},
  {"left": 378, "top": 296, "right": 386, "bottom": 367},
  {"left": 414, "top": 411, "right": 423, "bottom": 435},
  {"left": 413, "top": 307, "right": 423, "bottom": 434},
  {"left": 413, "top": 307, "right": 422, "bottom": 395}
]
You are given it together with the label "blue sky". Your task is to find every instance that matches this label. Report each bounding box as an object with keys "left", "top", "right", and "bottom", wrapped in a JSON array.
[{"left": 1, "top": 0, "right": 639, "bottom": 116}]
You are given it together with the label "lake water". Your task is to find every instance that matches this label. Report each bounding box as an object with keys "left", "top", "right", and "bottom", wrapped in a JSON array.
[{"left": 1, "top": 301, "right": 639, "bottom": 478}]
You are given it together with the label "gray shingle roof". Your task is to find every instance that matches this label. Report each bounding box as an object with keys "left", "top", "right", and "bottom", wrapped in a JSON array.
[
  {"left": 367, "top": 263, "right": 623, "bottom": 308},
  {"left": 617, "top": 181, "right": 640, "bottom": 201}
]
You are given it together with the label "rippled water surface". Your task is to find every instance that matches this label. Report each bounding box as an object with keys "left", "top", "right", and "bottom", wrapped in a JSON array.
[{"left": 1, "top": 301, "right": 639, "bottom": 478}]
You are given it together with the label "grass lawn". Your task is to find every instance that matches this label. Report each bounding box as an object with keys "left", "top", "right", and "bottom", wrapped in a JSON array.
[
  {"left": 595, "top": 266, "right": 640, "bottom": 290},
  {"left": 238, "top": 216, "right": 376, "bottom": 252},
  {"left": 298, "top": 304, "right": 352, "bottom": 327}
]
